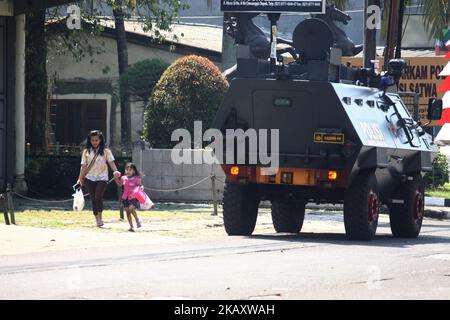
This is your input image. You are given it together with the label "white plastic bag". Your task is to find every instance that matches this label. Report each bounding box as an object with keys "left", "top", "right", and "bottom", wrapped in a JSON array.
[
  {"left": 72, "top": 188, "right": 85, "bottom": 211},
  {"left": 140, "top": 197, "right": 154, "bottom": 210}
]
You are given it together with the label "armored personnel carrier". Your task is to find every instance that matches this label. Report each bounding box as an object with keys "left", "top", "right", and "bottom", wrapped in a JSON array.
[{"left": 213, "top": 8, "right": 444, "bottom": 241}]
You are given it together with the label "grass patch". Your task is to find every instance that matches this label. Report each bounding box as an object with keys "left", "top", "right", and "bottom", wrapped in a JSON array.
[
  {"left": 11, "top": 203, "right": 219, "bottom": 231},
  {"left": 426, "top": 183, "right": 450, "bottom": 199}
]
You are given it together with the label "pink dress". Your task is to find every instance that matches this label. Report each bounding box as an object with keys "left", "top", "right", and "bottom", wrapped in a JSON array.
[{"left": 121, "top": 176, "right": 142, "bottom": 200}]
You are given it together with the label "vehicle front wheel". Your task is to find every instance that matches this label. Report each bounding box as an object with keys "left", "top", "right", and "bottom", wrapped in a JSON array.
[
  {"left": 388, "top": 175, "right": 424, "bottom": 238},
  {"left": 344, "top": 171, "right": 379, "bottom": 241}
]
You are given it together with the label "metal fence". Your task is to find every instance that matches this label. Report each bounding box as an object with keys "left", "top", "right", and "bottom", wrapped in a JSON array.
[{"left": 399, "top": 92, "right": 420, "bottom": 122}]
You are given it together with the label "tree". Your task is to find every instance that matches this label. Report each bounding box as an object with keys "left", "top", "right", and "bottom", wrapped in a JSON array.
[
  {"left": 106, "top": 0, "right": 187, "bottom": 151},
  {"left": 111, "top": 1, "right": 131, "bottom": 149},
  {"left": 419, "top": 0, "right": 450, "bottom": 39},
  {"left": 25, "top": 0, "right": 187, "bottom": 153},
  {"left": 25, "top": 10, "right": 49, "bottom": 153},
  {"left": 425, "top": 152, "right": 450, "bottom": 189},
  {"left": 143, "top": 55, "right": 229, "bottom": 149},
  {"left": 25, "top": 3, "right": 109, "bottom": 153},
  {"left": 119, "top": 58, "right": 170, "bottom": 103}
]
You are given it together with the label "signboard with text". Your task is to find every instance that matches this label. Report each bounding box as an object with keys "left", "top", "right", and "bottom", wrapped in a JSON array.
[{"left": 221, "top": 0, "right": 326, "bottom": 13}]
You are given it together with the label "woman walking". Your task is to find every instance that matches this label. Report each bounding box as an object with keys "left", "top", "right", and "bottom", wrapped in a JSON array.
[{"left": 77, "top": 130, "right": 121, "bottom": 227}]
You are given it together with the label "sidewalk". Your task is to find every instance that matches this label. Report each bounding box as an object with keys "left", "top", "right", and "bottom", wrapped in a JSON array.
[
  {"left": 0, "top": 223, "right": 183, "bottom": 256},
  {"left": 425, "top": 197, "right": 450, "bottom": 208}
]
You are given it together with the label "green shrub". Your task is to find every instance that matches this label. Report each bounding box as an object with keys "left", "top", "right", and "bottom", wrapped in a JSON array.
[
  {"left": 143, "top": 55, "right": 229, "bottom": 148},
  {"left": 25, "top": 155, "right": 131, "bottom": 198},
  {"left": 119, "top": 58, "right": 170, "bottom": 102},
  {"left": 425, "top": 152, "right": 449, "bottom": 189}
]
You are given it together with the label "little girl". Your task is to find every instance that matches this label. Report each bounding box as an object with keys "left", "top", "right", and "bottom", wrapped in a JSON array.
[{"left": 115, "top": 163, "right": 143, "bottom": 232}]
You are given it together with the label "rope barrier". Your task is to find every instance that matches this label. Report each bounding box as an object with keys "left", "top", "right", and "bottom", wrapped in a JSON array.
[
  {"left": 9, "top": 175, "right": 228, "bottom": 204},
  {"left": 214, "top": 176, "right": 226, "bottom": 184},
  {"left": 12, "top": 192, "right": 79, "bottom": 203},
  {"left": 142, "top": 175, "right": 214, "bottom": 192},
  {"left": 10, "top": 177, "right": 119, "bottom": 204}
]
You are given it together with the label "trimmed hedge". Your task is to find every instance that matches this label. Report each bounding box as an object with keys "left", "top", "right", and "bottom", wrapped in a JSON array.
[{"left": 143, "top": 55, "right": 229, "bottom": 148}]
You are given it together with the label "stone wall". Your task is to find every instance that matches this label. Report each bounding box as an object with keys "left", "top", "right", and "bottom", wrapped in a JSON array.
[{"left": 132, "top": 147, "right": 226, "bottom": 202}]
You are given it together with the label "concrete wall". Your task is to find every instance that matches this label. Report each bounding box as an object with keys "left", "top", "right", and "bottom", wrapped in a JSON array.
[{"left": 132, "top": 147, "right": 226, "bottom": 202}]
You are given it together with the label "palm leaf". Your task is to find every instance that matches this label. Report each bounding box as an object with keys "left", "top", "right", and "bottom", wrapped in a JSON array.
[{"left": 418, "top": 0, "right": 449, "bottom": 38}]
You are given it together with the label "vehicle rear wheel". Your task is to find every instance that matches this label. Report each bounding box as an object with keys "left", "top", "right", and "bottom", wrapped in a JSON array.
[
  {"left": 271, "top": 202, "right": 306, "bottom": 233},
  {"left": 388, "top": 175, "right": 424, "bottom": 238},
  {"left": 344, "top": 171, "right": 379, "bottom": 241},
  {"left": 223, "top": 182, "right": 259, "bottom": 236}
]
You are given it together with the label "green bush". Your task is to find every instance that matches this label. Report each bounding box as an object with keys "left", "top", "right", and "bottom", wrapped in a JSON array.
[
  {"left": 25, "top": 155, "right": 131, "bottom": 198},
  {"left": 25, "top": 156, "right": 80, "bottom": 197},
  {"left": 425, "top": 152, "right": 449, "bottom": 189},
  {"left": 143, "top": 55, "right": 229, "bottom": 148},
  {"left": 119, "top": 58, "right": 170, "bottom": 102}
]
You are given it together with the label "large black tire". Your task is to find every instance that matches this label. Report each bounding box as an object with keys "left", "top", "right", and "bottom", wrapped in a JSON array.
[
  {"left": 271, "top": 202, "right": 306, "bottom": 233},
  {"left": 388, "top": 175, "right": 424, "bottom": 238},
  {"left": 344, "top": 171, "right": 380, "bottom": 241},
  {"left": 223, "top": 182, "right": 259, "bottom": 236}
]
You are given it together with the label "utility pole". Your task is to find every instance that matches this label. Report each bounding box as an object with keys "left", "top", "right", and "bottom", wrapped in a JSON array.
[
  {"left": 363, "top": 0, "right": 381, "bottom": 68},
  {"left": 395, "top": 0, "right": 406, "bottom": 59},
  {"left": 384, "top": 0, "right": 399, "bottom": 70}
]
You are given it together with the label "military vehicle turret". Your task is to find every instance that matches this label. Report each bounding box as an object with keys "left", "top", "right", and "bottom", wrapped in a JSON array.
[{"left": 213, "top": 4, "right": 443, "bottom": 241}]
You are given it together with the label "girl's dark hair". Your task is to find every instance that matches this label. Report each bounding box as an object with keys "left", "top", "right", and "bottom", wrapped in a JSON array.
[
  {"left": 85, "top": 130, "right": 106, "bottom": 156},
  {"left": 125, "top": 163, "right": 140, "bottom": 177}
]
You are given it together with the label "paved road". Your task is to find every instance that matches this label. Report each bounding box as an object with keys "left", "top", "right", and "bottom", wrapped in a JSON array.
[{"left": 1, "top": 213, "right": 450, "bottom": 300}]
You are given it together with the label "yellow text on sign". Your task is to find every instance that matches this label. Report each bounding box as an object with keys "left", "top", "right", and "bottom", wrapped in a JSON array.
[{"left": 314, "top": 133, "right": 345, "bottom": 144}]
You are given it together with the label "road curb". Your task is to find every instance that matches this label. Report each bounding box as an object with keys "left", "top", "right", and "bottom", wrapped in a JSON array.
[
  {"left": 304, "top": 199, "right": 450, "bottom": 220},
  {"left": 425, "top": 197, "right": 450, "bottom": 208}
]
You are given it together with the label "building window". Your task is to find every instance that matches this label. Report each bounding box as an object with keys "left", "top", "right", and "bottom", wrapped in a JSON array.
[{"left": 50, "top": 99, "right": 107, "bottom": 145}]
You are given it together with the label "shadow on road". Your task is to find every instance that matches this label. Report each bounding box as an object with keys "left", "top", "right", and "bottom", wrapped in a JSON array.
[{"left": 249, "top": 232, "right": 450, "bottom": 248}]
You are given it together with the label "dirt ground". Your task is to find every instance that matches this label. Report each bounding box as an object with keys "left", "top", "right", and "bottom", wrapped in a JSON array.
[
  {"left": 1, "top": 201, "right": 449, "bottom": 256},
  {"left": 0, "top": 203, "right": 347, "bottom": 255}
]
